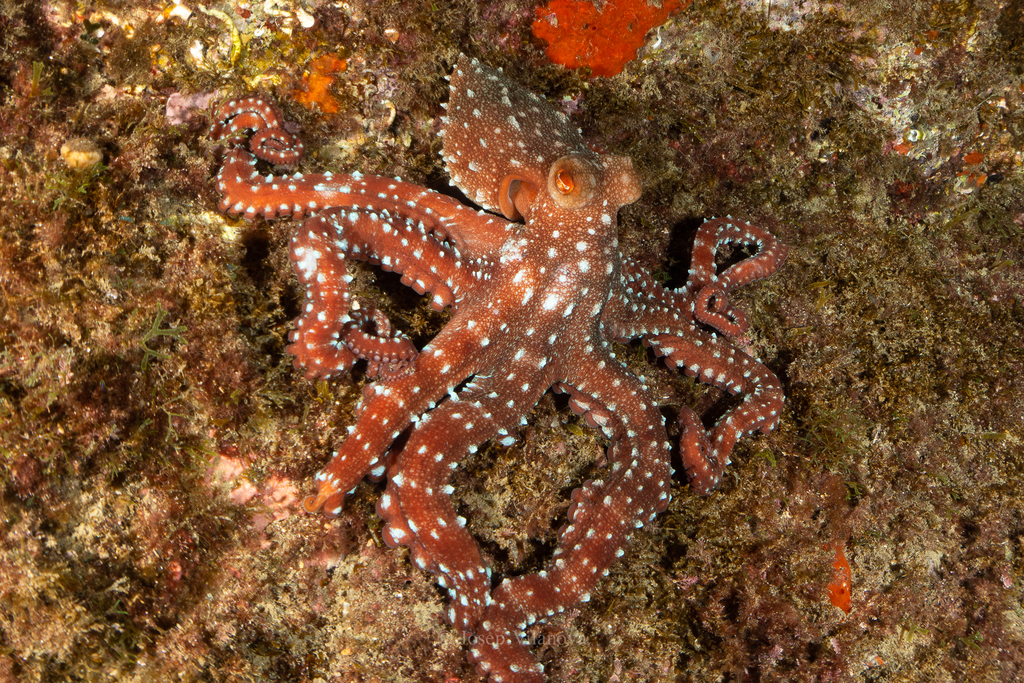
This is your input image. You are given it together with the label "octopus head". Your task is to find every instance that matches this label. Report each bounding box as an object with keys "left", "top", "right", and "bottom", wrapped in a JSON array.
[{"left": 443, "top": 54, "right": 641, "bottom": 224}]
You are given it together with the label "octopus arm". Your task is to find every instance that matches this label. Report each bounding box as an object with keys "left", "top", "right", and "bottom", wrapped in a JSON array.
[
  {"left": 210, "top": 96, "right": 304, "bottom": 165},
  {"left": 681, "top": 217, "right": 789, "bottom": 337},
  {"left": 303, "top": 317, "right": 493, "bottom": 517},
  {"left": 472, "top": 358, "right": 672, "bottom": 682},
  {"left": 602, "top": 261, "right": 692, "bottom": 340},
  {"left": 604, "top": 215, "right": 788, "bottom": 341},
  {"left": 216, "top": 146, "right": 514, "bottom": 257},
  {"left": 286, "top": 213, "right": 361, "bottom": 379},
  {"left": 287, "top": 200, "right": 489, "bottom": 378},
  {"left": 607, "top": 257, "right": 758, "bottom": 341},
  {"left": 647, "top": 331, "right": 785, "bottom": 494},
  {"left": 377, "top": 361, "right": 553, "bottom": 636},
  {"left": 317, "top": 203, "right": 472, "bottom": 309},
  {"left": 211, "top": 96, "right": 515, "bottom": 259},
  {"left": 685, "top": 217, "right": 790, "bottom": 296}
]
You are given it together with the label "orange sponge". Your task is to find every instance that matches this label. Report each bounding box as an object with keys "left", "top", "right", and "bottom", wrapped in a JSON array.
[
  {"left": 294, "top": 55, "right": 349, "bottom": 114},
  {"left": 532, "top": 0, "right": 691, "bottom": 77}
]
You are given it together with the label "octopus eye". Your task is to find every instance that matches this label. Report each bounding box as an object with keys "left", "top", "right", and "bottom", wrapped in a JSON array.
[
  {"left": 555, "top": 168, "right": 575, "bottom": 194},
  {"left": 547, "top": 154, "right": 597, "bottom": 209}
]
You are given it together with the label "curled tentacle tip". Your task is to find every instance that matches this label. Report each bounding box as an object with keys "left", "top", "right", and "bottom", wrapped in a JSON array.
[
  {"left": 699, "top": 284, "right": 730, "bottom": 313},
  {"left": 303, "top": 483, "right": 336, "bottom": 514}
]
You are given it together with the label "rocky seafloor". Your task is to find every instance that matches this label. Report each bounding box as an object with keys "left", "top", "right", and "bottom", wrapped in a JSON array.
[{"left": 1, "top": 1, "right": 1022, "bottom": 681}]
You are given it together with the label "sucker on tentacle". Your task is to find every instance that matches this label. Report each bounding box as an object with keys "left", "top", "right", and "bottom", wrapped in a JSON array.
[{"left": 211, "top": 53, "right": 788, "bottom": 683}]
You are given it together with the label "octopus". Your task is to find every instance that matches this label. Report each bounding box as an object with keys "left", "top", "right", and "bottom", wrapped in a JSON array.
[{"left": 211, "top": 55, "right": 788, "bottom": 682}]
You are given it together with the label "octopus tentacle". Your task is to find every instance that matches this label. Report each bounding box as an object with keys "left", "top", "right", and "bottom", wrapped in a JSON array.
[
  {"left": 217, "top": 145, "right": 515, "bottom": 255},
  {"left": 343, "top": 305, "right": 417, "bottom": 377},
  {"left": 677, "top": 405, "right": 719, "bottom": 488},
  {"left": 211, "top": 98, "right": 517, "bottom": 260},
  {"left": 687, "top": 217, "right": 789, "bottom": 295},
  {"left": 286, "top": 200, "right": 482, "bottom": 377},
  {"left": 335, "top": 201, "right": 470, "bottom": 311},
  {"left": 604, "top": 259, "right": 787, "bottom": 494},
  {"left": 647, "top": 331, "right": 785, "bottom": 493},
  {"left": 685, "top": 217, "right": 789, "bottom": 337},
  {"left": 553, "top": 381, "right": 617, "bottom": 432},
  {"left": 286, "top": 214, "right": 358, "bottom": 379},
  {"left": 693, "top": 283, "right": 749, "bottom": 338},
  {"left": 287, "top": 211, "right": 424, "bottom": 379},
  {"left": 224, "top": 172, "right": 500, "bottom": 310},
  {"left": 303, "top": 323, "right": 489, "bottom": 516},
  {"left": 210, "top": 96, "right": 304, "bottom": 165},
  {"left": 601, "top": 260, "right": 688, "bottom": 342},
  {"left": 607, "top": 218, "right": 788, "bottom": 343},
  {"left": 377, "top": 364, "right": 553, "bottom": 635},
  {"left": 603, "top": 260, "right": 735, "bottom": 342},
  {"left": 471, "top": 358, "right": 672, "bottom": 682}
]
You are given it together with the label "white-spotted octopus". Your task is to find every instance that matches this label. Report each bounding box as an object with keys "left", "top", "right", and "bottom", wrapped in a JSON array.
[{"left": 211, "top": 54, "right": 788, "bottom": 682}]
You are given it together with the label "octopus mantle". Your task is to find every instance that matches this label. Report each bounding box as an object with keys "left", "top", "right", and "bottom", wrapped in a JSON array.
[{"left": 211, "top": 55, "right": 788, "bottom": 683}]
